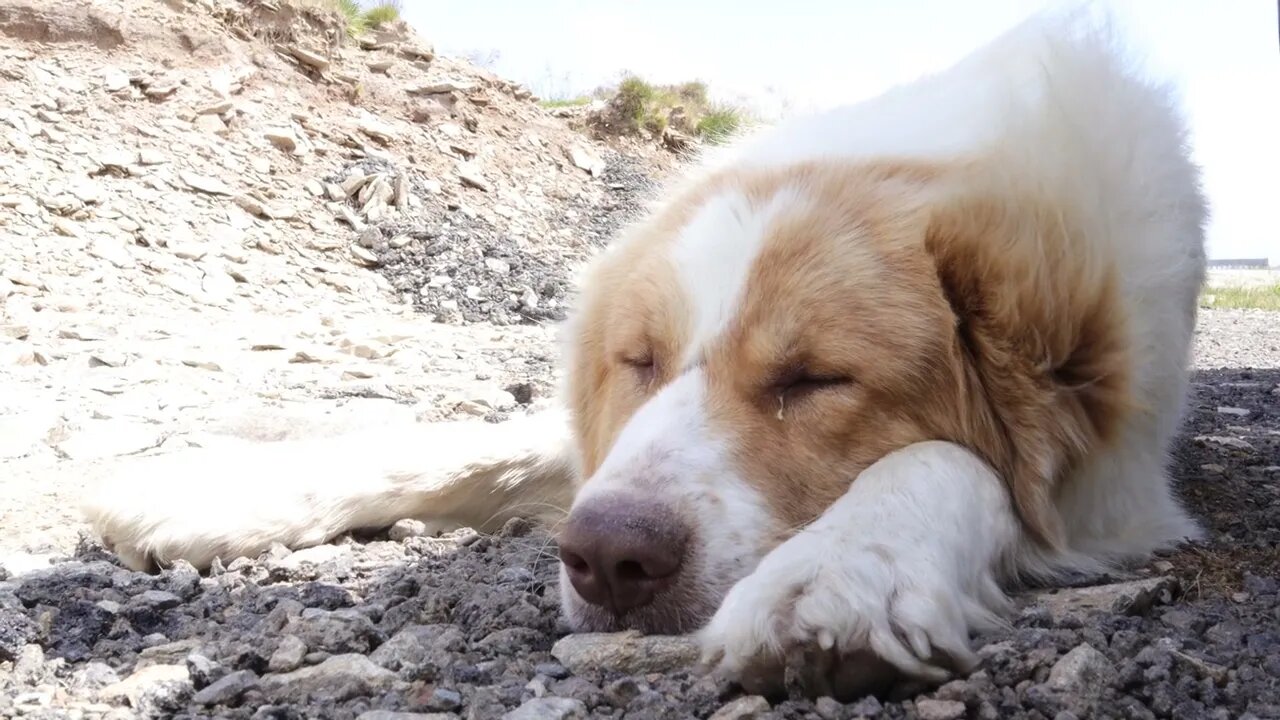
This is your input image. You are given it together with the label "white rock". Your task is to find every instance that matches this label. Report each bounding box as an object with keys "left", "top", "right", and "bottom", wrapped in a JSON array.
[
  {"left": 410, "top": 79, "right": 474, "bottom": 94},
  {"left": 503, "top": 697, "right": 587, "bottom": 720},
  {"left": 97, "top": 149, "right": 137, "bottom": 170},
  {"left": 100, "top": 664, "right": 191, "bottom": 706},
  {"left": 259, "top": 654, "right": 393, "bottom": 703},
  {"left": 358, "top": 118, "right": 396, "bottom": 144},
  {"left": 287, "top": 46, "right": 330, "bottom": 71},
  {"left": 53, "top": 421, "right": 165, "bottom": 460},
  {"left": 137, "top": 149, "right": 167, "bottom": 165},
  {"left": 710, "top": 696, "right": 771, "bottom": 720},
  {"left": 915, "top": 699, "right": 966, "bottom": 720},
  {"left": 1196, "top": 434, "right": 1254, "bottom": 450},
  {"left": 566, "top": 143, "right": 605, "bottom": 177},
  {"left": 180, "top": 171, "right": 234, "bottom": 196},
  {"left": 264, "top": 128, "right": 298, "bottom": 152},
  {"left": 388, "top": 519, "right": 430, "bottom": 541},
  {"left": 350, "top": 245, "right": 379, "bottom": 266},
  {"left": 102, "top": 68, "right": 130, "bottom": 92},
  {"left": 550, "top": 631, "right": 699, "bottom": 675},
  {"left": 194, "top": 114, "right": 226, "bottom": 134},
  {"left": 87, "top": 237, "right": 134, "bottom": 268},
  {"left": 456, "top": 163, "right": 490, "bottom": 192},
  {"left": 1047, "top": 643, "right": 1115, "bottom": 696},
  {"left": 1037, "top": 576, "right": 1177, "bottom": 622}
]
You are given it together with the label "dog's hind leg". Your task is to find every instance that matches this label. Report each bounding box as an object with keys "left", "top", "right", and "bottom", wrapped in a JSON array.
[{"left": 81, "top": 408, "right": 578, "bottom": 572}]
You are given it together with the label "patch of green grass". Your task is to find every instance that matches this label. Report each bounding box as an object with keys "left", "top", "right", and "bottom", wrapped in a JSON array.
[
  {"left": 327, "top": 0, "right": 401, "bottom": 37},
  {"left": 615, "top": 75, "right": 658, "bottom": 128},
  {"left": 539, "top": 96, "right": 592, "bottom": 109},
  {"left": 596, "top": 74, "right": 749, "bottom": 144},
  {"left": 696, "top": 105, "right": 745, "bottom": 144},
  {"left": 362, "top": 1, "right": 401, "bottom": 29},
  {"left": 1200, "top": 284, "right": 1280, "bottom": 311},
  {"left": 333, "top": 0, "right": 368, "bottom": 37}
]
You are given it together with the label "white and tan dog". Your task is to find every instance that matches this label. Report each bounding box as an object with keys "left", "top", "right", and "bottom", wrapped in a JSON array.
[{"left": 85, "top": 8, "right": 1207, "bottom": 691}]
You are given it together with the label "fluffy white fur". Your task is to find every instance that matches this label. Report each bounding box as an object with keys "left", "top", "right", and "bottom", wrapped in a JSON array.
[
  {"left": 83, "top": 410, "right": 577, "bottom": 571},
  {"left": 82, "top": 5, "right": 1206, "bottom": 688},
  {"left": 698, "top": 442, "right": 1018, "bottom": 681}
]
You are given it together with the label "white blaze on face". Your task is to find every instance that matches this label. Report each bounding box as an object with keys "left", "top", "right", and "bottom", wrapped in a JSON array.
[
  {"left": 574, "top": 368, "right": 775, "bottom": 588},
  {"left": 669, "top": 186, "right": 811, "bottom": 370},
  {"left": 577, "top": 185, "right": 811, "bottom": 590}
]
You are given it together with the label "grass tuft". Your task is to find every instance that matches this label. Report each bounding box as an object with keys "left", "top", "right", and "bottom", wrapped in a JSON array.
[
  {"left": 1200, "top": 284, "right": 1280, "bottom": 311},
  {"left": 539, "top": 96, "right": 592, "bottom": 109},
  {"left": 362, "top": 1, "right": 402, "bottom": 29},
  {"left": 590, "top": 74, "right": 751, "bottom": 145},
  {"left": 696, "top": 105, "right": 744, "bottom": 145},
  {"left": 323, "top": 0, "right": 402, "bottom": 37}
]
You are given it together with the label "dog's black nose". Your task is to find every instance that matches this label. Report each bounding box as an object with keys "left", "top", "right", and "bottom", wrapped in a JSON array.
[{"left": 557, "top": 493, "right": 690, "bottom": 615}]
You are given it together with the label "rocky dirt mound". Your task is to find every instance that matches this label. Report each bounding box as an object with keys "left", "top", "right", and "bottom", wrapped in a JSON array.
[{"left": 0, "top": 0, "right": 677, "bottom": 329}]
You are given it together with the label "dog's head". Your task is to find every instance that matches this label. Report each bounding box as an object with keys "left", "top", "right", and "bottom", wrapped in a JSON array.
[{"left": 553, "top": 160, "right": 1127, "bottom": 634}]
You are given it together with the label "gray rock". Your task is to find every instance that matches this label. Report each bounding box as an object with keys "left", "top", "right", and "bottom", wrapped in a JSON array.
[
  {"left": 268, "top": 635, "right": 307, "bottom": 673},
  {"left": 503, "top": 696, "right": 587, "bottom": 720},
  {"left": 259, "top": 654, "right": 396, "bottom": 703},
  {"left": 135, "top": 589, "right": 182, "bottom": 610},
  {"left": 0, "top": 608, "right": 38, "bottom": 661},
  {"left": 1036, "top": 576, "right": 1177, "bottom": 622},
  {"left": 179, "top": 171, "right": 233, "bottom": 196},
  {"left": 1048, "top": 644, "right": 1115, "bottom": 695},
  {"left": 283, "top": 607, "right": 383, "bottom": 654},
  {"left": 426, "top": 687, "right": 463, "bottom": 711},
  {"left": 355, "top": 707, "right": 460, "bottom": 712},
  {"left": 551, "top": 631, "right": 699, "bottom": 675},
  {"left": 389, "top": 519, "right": 430, "bottom": 541},
  {"left": 13, "top": 643, "right": 45, "bottom": 684},
  {"left": 70, "top": 661, "right": 121, "bottom": 693},
  {"left": 710, "top": 695, "right": 770, "bottom": 719},
  {"left": 101, "top": 663, "right": 193, "bottom": 713},
  {"left": 288, "top": 45, "right": 330, "bottom": 71},
  {"left": 137, "top": 639, "right": 201, "bottom": 668},
  {"left": 916, "top": 698, "right": 967, "bottom": 720},
  {"left": 456, "top": 164, "right": 490, "bottom": 192},
  {"left": 192, "top": 669, "right": 257, "bottom": 706},
  {"left": 371, "top": 624, "right": 465, "bottom": 676}
]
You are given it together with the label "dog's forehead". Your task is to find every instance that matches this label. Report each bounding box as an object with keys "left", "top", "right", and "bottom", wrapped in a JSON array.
[{"left": 667, "top": 185, "right": 813, "bottom": 370}]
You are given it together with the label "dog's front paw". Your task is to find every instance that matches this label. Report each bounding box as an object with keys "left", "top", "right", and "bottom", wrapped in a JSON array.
[{"left": 697, "top": 529, "right": 984, "bottom": 699}]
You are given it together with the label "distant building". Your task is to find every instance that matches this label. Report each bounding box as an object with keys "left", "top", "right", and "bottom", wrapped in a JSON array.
[{"left": 1206, "top": 258, "right": 1271, "bottom": 269}]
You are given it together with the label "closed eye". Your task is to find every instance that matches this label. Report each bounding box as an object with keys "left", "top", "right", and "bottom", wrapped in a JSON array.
[
  {"left": 621, "top": 354, "right": 657, "bottom": 386},
  {"left": 773, "top": 367, "right": 853, "bottom": 401}
]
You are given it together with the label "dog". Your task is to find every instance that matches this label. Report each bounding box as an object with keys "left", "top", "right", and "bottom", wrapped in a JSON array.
[{"left": 84, "top": 7, "right": 1208, "bottom": 695}]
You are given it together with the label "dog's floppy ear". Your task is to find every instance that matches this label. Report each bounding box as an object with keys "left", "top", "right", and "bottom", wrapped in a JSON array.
[{"left": 922, "top": 186, "right": 1132, "bottom": 552}]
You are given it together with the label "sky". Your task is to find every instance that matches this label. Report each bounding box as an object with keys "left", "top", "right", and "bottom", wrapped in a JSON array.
[{"left": 400, "top": 1, "right": 1279, "bottom": 263}]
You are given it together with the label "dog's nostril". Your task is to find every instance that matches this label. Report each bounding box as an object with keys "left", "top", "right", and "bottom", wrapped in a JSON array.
[
  {"left": 615, "top": 559, "right": 647, "bottom": 582},
  {"left": 561, "top": 550, "right": 590, "bottom": 574}
]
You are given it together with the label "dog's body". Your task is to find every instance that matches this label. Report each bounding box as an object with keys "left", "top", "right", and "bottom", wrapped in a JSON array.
[{"left": 85, "top": 9, "right": 1207, "bottom": 691}]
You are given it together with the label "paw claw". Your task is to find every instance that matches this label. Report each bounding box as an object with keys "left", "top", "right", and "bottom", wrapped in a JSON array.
[{"left": 817, "top": 629, "right": 836, "bottom": 651}]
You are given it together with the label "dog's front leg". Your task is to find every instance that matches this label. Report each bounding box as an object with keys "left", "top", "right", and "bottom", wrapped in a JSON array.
[{"left": 698, "top": 441, "right": 1022, "bottom": 698}]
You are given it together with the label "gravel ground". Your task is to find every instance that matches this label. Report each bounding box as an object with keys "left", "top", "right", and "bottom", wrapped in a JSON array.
[
  {"left": 373, "top": 152, "right": 662, "bottom": 327},
  {"left": 1, "top": 310, "right": 1277, "bottom": 720}
]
